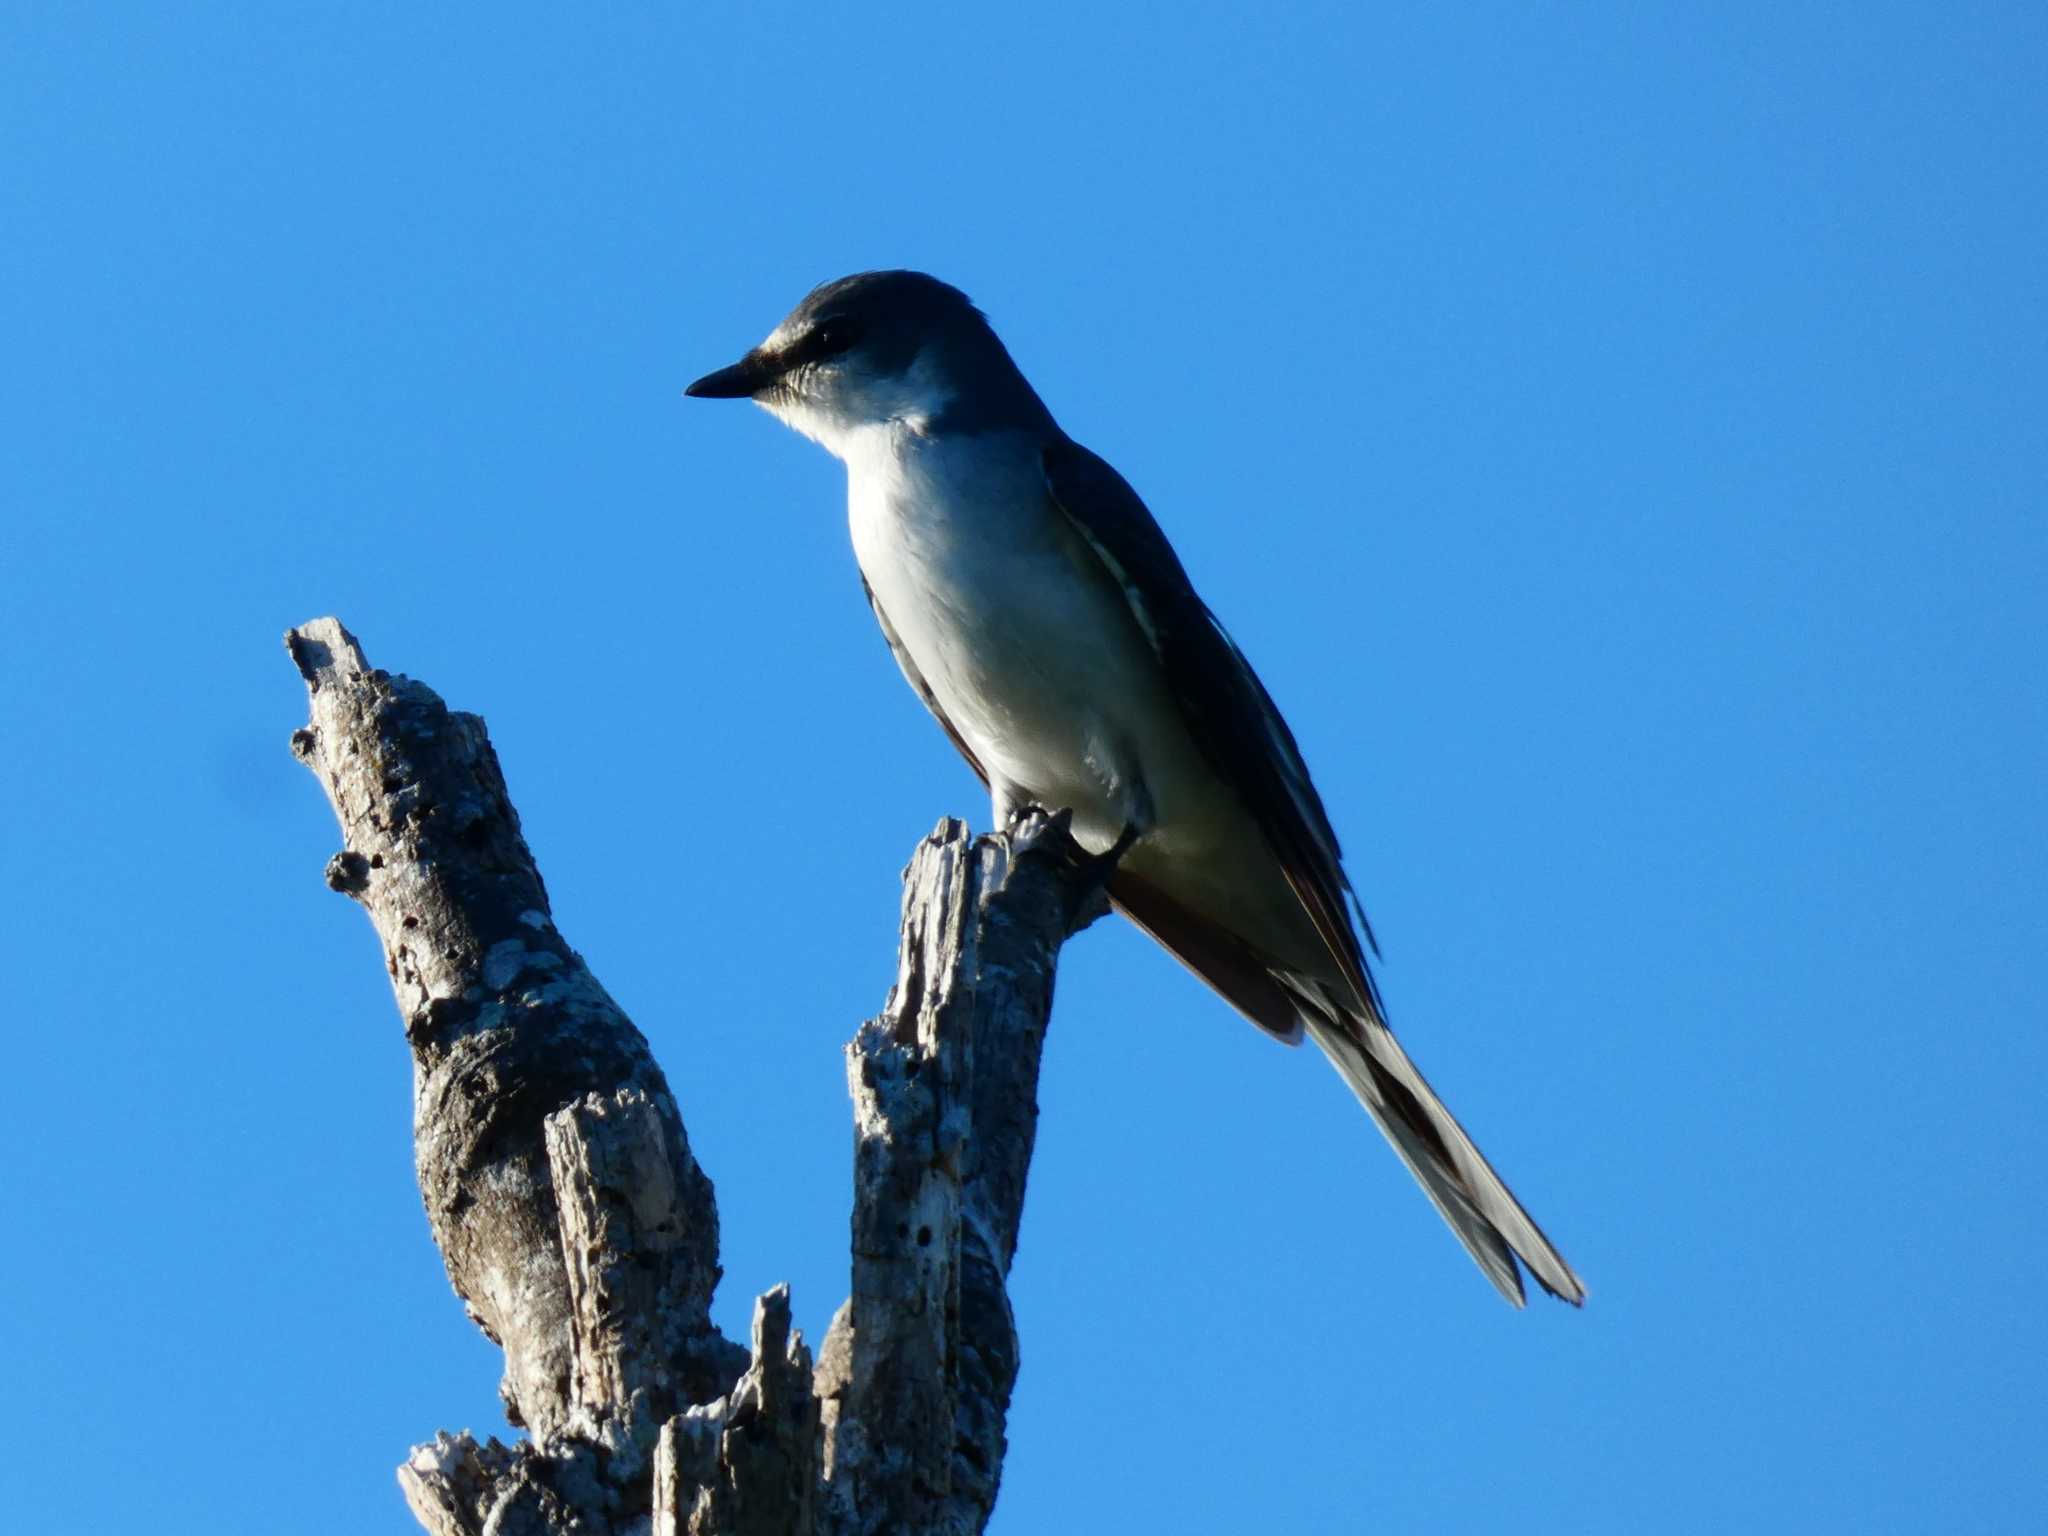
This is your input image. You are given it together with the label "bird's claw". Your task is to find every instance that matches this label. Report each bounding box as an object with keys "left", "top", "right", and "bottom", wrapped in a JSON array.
[
  {"left": 997, "top": 804, "right": 1138, "bottom": 934},
  {"left": 1004, "top": 802, "right": 1074, "bottom": 841}
]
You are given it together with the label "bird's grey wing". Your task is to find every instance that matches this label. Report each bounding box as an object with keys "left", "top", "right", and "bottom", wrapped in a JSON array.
[
  {"left": 1041, "top": 438, "right": 1385, "bottom": 1022},
  {"left": 861, "top": 574, "right": 989, "bottom": 788},
  {"left": 1045, "top": 440, "right": 1585, "bottom": 1308}
]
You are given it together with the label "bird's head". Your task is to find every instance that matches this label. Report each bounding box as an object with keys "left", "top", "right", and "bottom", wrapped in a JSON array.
[{"left": 685, "top": 270, "right": 1049, "bottom": 453}]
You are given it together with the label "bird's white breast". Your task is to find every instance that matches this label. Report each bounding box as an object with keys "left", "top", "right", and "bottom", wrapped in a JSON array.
[
  {"left": 835, "top": 421, "right": 1329, "bottom": 975},
  {"left": 841, "top": 423, "right": 1198, "bottom": 849}
]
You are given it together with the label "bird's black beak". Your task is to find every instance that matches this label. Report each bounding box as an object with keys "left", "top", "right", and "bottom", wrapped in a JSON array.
[{"left": 685, "top": 349, "right": 775, "bottom": 399}]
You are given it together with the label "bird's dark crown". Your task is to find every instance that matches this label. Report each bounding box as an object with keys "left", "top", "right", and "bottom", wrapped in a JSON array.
[{"left": 778, "top": 270, "right": 993, "bottom": 376}]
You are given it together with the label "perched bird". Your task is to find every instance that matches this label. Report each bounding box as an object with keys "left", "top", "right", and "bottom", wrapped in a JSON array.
[{"left": 687, "top": 270, "right": 1583, "bottom": 1306}]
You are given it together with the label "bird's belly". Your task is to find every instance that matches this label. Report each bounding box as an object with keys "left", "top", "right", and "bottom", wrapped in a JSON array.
[
  {"left": 876, "top": 539, "right": 1179, "bottom": 828},
  {"left": 848, "top": 435, "right": 1332, "bottom": 978},
  {"left": 849, "top": 449, "right": 1228, "bottom": 854}
]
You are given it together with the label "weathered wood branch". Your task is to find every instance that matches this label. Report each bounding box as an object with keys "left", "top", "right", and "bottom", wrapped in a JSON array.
[{"left": 287, "top": 617, "right": 1095, "bottom": 1535}]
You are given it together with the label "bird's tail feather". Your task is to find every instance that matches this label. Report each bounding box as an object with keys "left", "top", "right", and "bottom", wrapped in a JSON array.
[
  {"left": 1109, "top": 873, "right": 1582, "bottom": 1306},
  {"left": 1301, "top": 1005, "right": 1585, "bottom": 1308}
]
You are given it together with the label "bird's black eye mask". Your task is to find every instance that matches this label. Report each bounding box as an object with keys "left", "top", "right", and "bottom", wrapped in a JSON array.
[{"left": 788, "top": 315, "right": 863, "bottom": 366}]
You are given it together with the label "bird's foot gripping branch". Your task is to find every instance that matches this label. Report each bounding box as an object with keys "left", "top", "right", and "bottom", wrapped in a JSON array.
[{"left": 287, "top": 617, "right": 1096, "bottom": 1536}]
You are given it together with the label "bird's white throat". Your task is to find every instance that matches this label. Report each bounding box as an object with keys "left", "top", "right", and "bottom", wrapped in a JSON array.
[{"left": 756, "top": 350, "right": 956, "bottom": 461}]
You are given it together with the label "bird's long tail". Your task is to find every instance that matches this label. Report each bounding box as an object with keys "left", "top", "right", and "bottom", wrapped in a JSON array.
[
  {"left": 1302, "top": 1007, "right": 1585, "bottom": 1307},
  {"left": 1108, "top": 873, "right": 1582, "bottom": 1305}
]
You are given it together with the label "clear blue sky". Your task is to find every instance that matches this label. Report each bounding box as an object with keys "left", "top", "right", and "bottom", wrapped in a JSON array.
[{"left": 4, "top": 4, "right": 2042, "bottom": 1532}]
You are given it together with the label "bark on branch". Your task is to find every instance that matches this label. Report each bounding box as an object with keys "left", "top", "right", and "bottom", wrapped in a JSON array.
[{"left": 287, "top": 618, "right": 1095, "bottom": 1536}]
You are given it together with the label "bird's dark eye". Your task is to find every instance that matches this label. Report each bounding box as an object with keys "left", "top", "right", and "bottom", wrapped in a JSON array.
[{"left": 808, "top": 319, "right": 860, "bottom": 360}]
